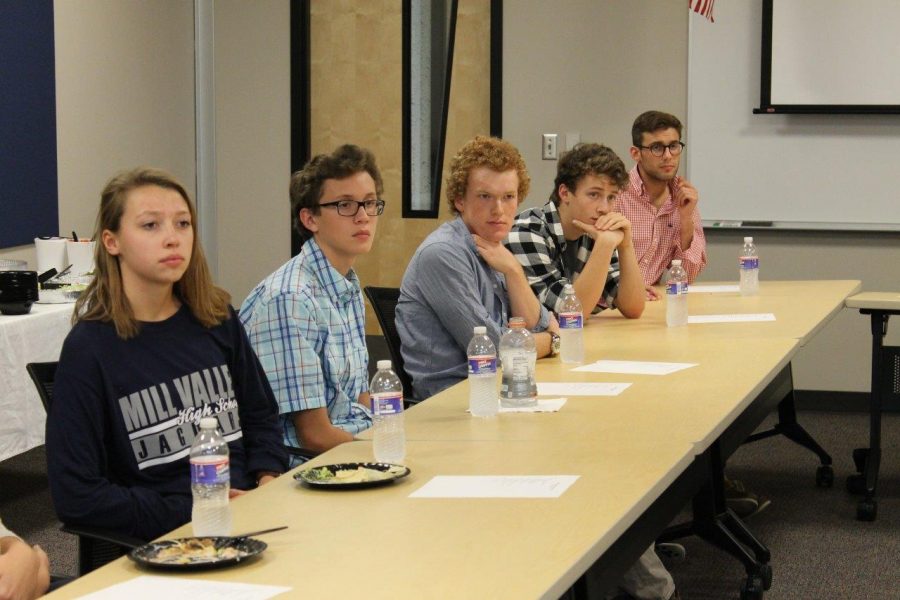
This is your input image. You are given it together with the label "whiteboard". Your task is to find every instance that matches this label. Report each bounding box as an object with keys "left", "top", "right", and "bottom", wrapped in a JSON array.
[{"left": 686, "top": 0, "right": 900, "bottom": 231}]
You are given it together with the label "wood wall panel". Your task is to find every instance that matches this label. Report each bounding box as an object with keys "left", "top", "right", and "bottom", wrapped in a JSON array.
[{"left": 310, "top": 0, "right": 491, "bottom": 334}]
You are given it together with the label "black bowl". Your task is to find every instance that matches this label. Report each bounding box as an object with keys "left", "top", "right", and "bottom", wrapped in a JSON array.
[
  {"left": 0, "top": 300, "right": 35, "bottom": 315},
  {"left": 0, "top": 286, "right": 39, "bottom": 301},
  {"left": 0, "top": 271, "right": 38, "bottom": 314},
  {"left": 0, "top": 270, "right": 38, "bottom": 289}
]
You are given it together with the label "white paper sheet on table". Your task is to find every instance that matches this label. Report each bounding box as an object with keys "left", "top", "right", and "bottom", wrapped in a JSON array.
[
  {"left": 571, "top": 360, "right": 697, "bottom": 375},
  {"left": 536, "top": 382, "right": 630, "bottom": 396},
  {"left": 409, "top": 475, "right": 579, "bottom": 498},
  {"left": 499, "top": 398, "right": 567, "bottom": 412},
  {"left": 687, "top": 284, "right": 740, "bottom": 293},
  {"left": 77, "top": 575, "right": 291, "bottom": 600},
  {"left": 688, "top": 313, "right": 776, "bottom": 324}
]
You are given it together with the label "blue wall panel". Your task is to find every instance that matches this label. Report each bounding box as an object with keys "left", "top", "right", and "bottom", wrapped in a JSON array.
[{"left": 0, "top": 0, "right": 58, "bottom": 249}]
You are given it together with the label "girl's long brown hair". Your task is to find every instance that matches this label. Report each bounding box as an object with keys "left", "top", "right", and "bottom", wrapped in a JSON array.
[{"left": 74, "top": 167, "right": 230, "bottom": 339}]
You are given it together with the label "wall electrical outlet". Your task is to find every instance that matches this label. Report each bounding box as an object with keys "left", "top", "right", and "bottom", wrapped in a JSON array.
[{"left": 542, "top": 133, "right": 558, "bottom": 160}]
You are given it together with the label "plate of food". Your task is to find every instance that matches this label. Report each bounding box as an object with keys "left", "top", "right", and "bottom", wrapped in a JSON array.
[
  {"left": 128, "top": 536, "right": 267, "bottom": 570},
  {"left": 294, "top": 462, "right": 411, "bottom": 490}
]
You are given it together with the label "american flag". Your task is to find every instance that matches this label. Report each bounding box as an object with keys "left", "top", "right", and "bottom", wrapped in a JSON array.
[{"left": 689, "top": 0, "right": 715, "bottom": 22}]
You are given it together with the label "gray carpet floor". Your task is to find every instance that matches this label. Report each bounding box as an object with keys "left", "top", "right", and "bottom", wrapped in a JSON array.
[{"left": 1, "top": 410, "right": 897, "bottom": 599}]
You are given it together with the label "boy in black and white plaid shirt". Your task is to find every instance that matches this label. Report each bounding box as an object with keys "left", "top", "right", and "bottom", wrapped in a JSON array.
[
  {"left": 505, "top": 143, "right": 645, "bottom": 318},
  {"left": 507, "top": 143, "right": 680, "bottom": 600}
]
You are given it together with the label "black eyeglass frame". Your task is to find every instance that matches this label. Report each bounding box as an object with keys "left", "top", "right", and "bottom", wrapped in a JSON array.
[
  {"left": 317, "top": 199, "right": 386, "bottom": 217},
  {"left": 637, "top": 141, "right": 686, "bottom": 157}
]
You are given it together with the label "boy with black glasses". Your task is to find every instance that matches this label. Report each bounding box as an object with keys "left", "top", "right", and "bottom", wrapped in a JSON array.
[
  {"left": 240, "top": 145, "right": 383, "bottom": 462},
  {"left": 617, "top": 111, "right": 707, "bottom": 288}
]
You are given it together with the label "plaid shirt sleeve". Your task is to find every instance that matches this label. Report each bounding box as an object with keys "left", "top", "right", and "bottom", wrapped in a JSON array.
[
  {"left": 240, "top": 291, "right": 327, "bottom": 416},
  {"left": 505, "top": 216, "right": 569, "bottom": 313}
]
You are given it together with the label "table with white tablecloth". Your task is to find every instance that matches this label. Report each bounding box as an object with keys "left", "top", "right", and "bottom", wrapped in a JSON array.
[{"left": 0, "top": 303, "right": 74, "bottom": 462}]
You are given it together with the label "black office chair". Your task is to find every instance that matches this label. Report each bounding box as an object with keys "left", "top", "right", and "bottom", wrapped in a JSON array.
[
  {"left": 363, "top": 286, "right": 419, "bottom": 407},
  {"left": 26, "top": 362, "right": 144, "bottom": 574},
  {"left": 25, "top": 361, "right": 56, "bottom": 413}
]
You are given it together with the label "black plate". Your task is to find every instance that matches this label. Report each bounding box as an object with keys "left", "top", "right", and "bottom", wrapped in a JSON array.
[
  {"left": 294, "top": 462, "right": 411, "bottom": 490},
  {"left": 128, "top": 536, "right": 266, "bottom": 571}
]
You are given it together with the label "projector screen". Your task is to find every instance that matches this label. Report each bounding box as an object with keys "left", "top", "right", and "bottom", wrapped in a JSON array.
[{"left": 758, "top": 0, "right": 900, "bottom": 114}]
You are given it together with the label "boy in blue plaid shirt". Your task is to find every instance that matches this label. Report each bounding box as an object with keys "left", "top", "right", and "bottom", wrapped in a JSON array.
[{"left": 240, "top": 145, "right": 383, "bottom": 462}]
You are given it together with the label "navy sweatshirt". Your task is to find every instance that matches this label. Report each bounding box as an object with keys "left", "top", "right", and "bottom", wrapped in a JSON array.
[{"left": 46, "top": 305, "right": 288, "bottom": 541}]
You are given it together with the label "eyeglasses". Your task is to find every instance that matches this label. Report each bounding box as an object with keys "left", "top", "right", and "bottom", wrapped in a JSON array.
[
  {"left": 318, "top": 198, "right": 385, "bottom": 217},
  {"left": 637, "top": 141, "right": 685, "bottom": 157}
]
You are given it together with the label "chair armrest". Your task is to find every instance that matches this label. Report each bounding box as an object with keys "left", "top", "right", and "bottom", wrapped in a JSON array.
[
  {"left": 285, "top": 445, "right": 320, "bottom": 461},
  {"left": 60, "top": 524, "right": 144, "bottom": 550}
]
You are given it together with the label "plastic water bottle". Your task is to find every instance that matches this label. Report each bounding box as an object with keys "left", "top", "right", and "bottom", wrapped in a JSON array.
[
  {"left": 190, "top": 417, "right": 232, "bottom": 537},
  {"left": 467, "top": 326, "right": 498, "bottom": 417},
  {"left": 558, "top": 283, "right": 584, "bottom": 363},
  {"left": 739, "top": 236, "right": 759, "bottom": 296},
  {"left": 499, "top": 317, "right": 537, "bottom": 408},
  {"left": 666, "top": 259, "right": 689, "bottom": 327},
  {"left": 370, "top": 360, "right": 406, "bottom": 463}
]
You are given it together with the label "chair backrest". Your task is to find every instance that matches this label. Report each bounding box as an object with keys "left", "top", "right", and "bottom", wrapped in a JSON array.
[
  {"left": 363, "top": 286, "right": 415, "bottom": 399},
  {"left": 26, "top": 361, "right": 57, "bottom": 411}
]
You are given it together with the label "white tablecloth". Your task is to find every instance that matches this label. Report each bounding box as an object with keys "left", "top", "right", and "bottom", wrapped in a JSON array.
[{"left": 0, "top": 303, "right": 75, "bottom": 462}]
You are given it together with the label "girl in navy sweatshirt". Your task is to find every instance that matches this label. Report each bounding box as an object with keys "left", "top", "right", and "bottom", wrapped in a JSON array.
[{"left": 45, "top": 168, "right": 288, "bottom": 542}]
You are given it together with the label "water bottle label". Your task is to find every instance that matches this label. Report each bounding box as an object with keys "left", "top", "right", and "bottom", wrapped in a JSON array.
[
  {"left": 190, "top": 457, "right": 229, "bottom": 485},
  {"left": 666, "top": 281, "right": 688, "bottom": 296},
  {"left": 468, "top": 355, "right": 497, "bottom": 375},
  {"left": 740, "top": 256, "right": 759, "bottom": 270},
  {"left": 500, "top": 351, "right": 535, "bottom": 399},
  {"left": 502, "top": 351, "right": 531, "bottom": 379},
  {"left": 558, "top": 312, "right": 583, "bottom": 329},
  {"left": 373, "top": 392, "right": 403, "bottom": 416}
]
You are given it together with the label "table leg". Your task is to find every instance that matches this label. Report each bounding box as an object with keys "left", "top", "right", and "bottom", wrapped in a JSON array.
[
  {"left": 660, "top": 441, "right": 772, "bottom": 594},
  {"left": 742, "top": 364, "right": 834, "bottom": 486},
  {"left": 851, "top": 312, "right": 888, "bottom": 521}
]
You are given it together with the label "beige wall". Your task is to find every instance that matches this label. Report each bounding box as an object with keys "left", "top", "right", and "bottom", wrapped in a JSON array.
[
  {"left": 504, "top": 0, "right": 687, "bottom": 209},
  {"left": 503, "top": 1, "right": 898, "bottom": 392},
  {"left": 213, "top": 0, "right": 292, "bottom": 302},
  {"left": 310, "top": 0, "right": 492, "bottom": 334},
  {"left": 0, "top": 0, "right": 196, "bottom": 268}
]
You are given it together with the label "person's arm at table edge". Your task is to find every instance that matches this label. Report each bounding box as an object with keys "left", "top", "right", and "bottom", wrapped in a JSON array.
[
  {"left": 572, "top": 234, "right": 619, "bottom": 313},
  {"left": 0, "top": 535, "right": 50, "bottom": 600},
  {"left": 612, "top": 240, "right": 646, "bottom": 318},
  {"left": 290, "top": 408, "right": 354, "bottom": 454}
]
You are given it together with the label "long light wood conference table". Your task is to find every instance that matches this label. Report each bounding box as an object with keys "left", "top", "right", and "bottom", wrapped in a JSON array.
[{"left": 47, "top": 280, "right": 859, "bottom": 599}]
